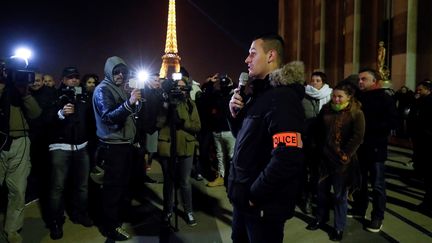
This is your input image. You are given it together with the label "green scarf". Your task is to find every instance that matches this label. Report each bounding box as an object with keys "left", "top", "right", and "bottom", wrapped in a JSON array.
[{"left": 331, "top": 101, "right": 349, "bottom": 112}]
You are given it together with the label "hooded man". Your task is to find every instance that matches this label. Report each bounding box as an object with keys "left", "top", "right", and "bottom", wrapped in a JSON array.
[{"left": 92, "top": 56, "right": 141, "bottom": 241}]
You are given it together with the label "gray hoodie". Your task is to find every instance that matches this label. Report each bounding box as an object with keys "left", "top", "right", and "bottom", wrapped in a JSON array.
[{"left": 92, "top": 56, "right": 136, "bottom": 143}]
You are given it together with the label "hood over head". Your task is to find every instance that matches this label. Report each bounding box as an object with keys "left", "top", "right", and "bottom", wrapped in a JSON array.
[{"left": 104, "top": 56, "right": 128, "bottom": 83}]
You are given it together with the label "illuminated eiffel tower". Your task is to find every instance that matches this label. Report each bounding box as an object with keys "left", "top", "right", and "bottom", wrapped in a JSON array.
[{"left": 159, "top": 0, "right": 181, "bottom": 79}]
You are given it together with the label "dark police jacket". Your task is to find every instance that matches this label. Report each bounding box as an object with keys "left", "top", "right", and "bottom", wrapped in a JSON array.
[{"left": 228, "top": 65, "right": 305, "bottom": 220}]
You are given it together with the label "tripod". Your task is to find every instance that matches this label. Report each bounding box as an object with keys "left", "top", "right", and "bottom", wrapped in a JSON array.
[{"left": 166, "top": 101, "right": 180, "bottom": 231}]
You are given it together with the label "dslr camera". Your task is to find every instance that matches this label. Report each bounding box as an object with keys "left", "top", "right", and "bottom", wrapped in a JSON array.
[{"left": 59, "top": 86, "right": 85, "bottom": 105}]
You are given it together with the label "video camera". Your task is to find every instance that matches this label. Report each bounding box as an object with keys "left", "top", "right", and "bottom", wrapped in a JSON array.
[
  {"left": 0, "top": 57, "right": 35, "bottom": 85},
  {"left": 59, "top": 86, "right": 85, "bottom": 105},
  {"left": 161, "top": 73, "right": 191, "bottom": 105}
]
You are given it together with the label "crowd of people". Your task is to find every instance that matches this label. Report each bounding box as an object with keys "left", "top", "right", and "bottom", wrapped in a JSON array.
[{"left": 0, "top": 33, "right": 431, "bottom": 243}]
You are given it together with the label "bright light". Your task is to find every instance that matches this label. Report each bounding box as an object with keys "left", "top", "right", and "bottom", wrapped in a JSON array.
[
  {"left": 172, "top": 72, "right": 182, "bottom": 81},
  {"left": 13, "top": 48, "right": 32, "bottom": 60},
  {"left": 11, "top": 47, "right": 32, "bottom": 68},
  {"left": 137, "top": 70, "right": 149, "bottom": 82}
]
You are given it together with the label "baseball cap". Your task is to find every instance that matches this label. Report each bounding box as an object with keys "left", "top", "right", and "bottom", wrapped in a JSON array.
[{"left": 62, "top": 66, "right": 80, "bottom": 78}]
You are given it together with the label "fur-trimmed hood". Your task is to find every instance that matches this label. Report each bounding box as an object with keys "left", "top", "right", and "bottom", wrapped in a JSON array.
[{"left": 269, "top": 61, "right": 305, "bottom": 87}]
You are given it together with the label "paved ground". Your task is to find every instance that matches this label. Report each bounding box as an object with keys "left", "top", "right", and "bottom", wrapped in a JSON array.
[{"left": 1, "top": 146, "right": 431, "bottom": 243}]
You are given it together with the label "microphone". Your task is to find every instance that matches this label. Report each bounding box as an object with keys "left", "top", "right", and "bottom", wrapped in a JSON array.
[
  {"left": 233, "top": 72, "right": 249, "bottom": 114},
  {"left": 238, "top": 72, "right": 249, "bottom": 101}
]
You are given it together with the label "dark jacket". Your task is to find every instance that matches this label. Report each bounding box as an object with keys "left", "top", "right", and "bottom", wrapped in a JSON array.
[
  {"left": 358, "top": 88, "right": 397, "bottom": 162},
  {"left": 48, "top": 84, "right": 92, "bottom": 145},
  {"left": 92, "top": 56, "right": 137, "bottom": 143},
  {"left": 408, "top": 94, "right": 432, "bottom": 140},
  {"left": 227, "top": 64, "right": 305, "bottom": 220},
  {"left": 198, "top": 82, "right": 233, "bottom": 133}
]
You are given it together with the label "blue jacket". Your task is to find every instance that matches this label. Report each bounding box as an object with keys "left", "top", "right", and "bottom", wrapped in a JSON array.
[{"left": 93, "top": 56, "right": 137, "bottom": 143}]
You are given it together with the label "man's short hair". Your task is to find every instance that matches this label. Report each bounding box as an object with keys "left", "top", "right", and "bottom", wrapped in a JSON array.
[
  {"left": 254, "top": 33, "right": 285, "bottom": 65},
  {"left": 358, "top": 67, "right": 381, "bottom": 81}
]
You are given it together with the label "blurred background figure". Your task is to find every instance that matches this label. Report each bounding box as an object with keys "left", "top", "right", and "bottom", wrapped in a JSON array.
[
  {"left": 300, "top": 71, "right": 332, "bottom": 214},
  {"left": 408, "top": 80, "right": 432, "bottom": 215},
  {"left": 43, "top": 74, "right": 56, "bottom": 88},
  {"left": 199, "top": 73, "right": 235, "bottom": 187},
  {"left": 394, "top": 85, "right": 415, "bottom": 138},
  {"left": 81, "top": 74, "right": 99, "bottom": 96}
]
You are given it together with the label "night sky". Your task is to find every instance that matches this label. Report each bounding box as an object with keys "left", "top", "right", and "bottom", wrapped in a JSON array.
[{"left": 0, "top": 0, "right": 278, "bottom": 83}]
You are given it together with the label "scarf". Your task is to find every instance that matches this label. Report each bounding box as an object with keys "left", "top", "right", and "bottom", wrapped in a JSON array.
[{"left": 305, "top": 84, "right": 332, "bottom": 111}]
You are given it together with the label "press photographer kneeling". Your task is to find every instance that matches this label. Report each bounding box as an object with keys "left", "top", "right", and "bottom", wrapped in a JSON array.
[{"left": 157, "top": 74, "right": 201, "bottom": 227}]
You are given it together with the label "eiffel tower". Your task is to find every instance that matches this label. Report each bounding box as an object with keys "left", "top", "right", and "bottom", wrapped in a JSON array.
[{"left": 159, "top": 0, "right": 181, "bottom": 79}]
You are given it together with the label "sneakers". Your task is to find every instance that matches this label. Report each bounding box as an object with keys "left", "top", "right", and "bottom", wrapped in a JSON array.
[
  {"left": 185, "top": 212, "right": 197, "bottom": 227},
  {"left": 207, "top": 176, "right": 224, "bottom": 187},
  {"left": 366, "top": 219, "right": 383, "bottom": 233},
  {"left": 49, "top": 223, "right": 63, "bottom": 240},
  {"left": 347, "top": 209, "right": 364, "bottom": 219},
  {"left": 3, "top": 231, "right": 23, "bottom": 243},
  {"left": 105, "top": 227, "right": 131, "bottom": 241},
  {"left": 70, "top": 215, "right": 94, "bottom": 227}
]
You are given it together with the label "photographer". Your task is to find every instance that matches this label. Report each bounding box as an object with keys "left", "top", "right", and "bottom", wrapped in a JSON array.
[
  {"left": 0, "top": 60, "right": 41, "bottom": 243},
  {"left": 157, "top": 76, "right": 201, "bottom": 227},
  {"left": 199, "top": 73, "right": 235, "bottom": 187},
  {"left": 46, "top": 67, "right": 93, "bottom": 240}
]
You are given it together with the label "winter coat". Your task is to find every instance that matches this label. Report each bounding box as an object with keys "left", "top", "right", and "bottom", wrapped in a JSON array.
[
  {"left": 358, "top": 88, "right": 397, "bottom": 162},
  {"left": 157, "top": 98, "right": 201, "bottom": 157},
  {"left": 317, "top": 101, "right": 365, "bottom": 189},
  {"left": 92, "top": 56, "right": 137, "bottom": 143},
  {"left": 227, "top": 62, "right": 305, "bottom": 220}
]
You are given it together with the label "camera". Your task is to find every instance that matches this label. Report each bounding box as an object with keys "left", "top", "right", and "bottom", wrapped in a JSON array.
[
  {"left": 218, "top": 74, "right": 232, "bottom": 87},
  {"left": 161, "top": 79, "right": 190, "bottom": 104},
  {"left": 0, "top": 58, "right": 35, "bottom": 85},
  {"left": 59, "top": 86, "right": 85, "bottom": 105}
]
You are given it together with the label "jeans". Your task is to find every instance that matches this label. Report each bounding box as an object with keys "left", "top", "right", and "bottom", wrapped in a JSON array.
[
  {"left": 159, "top": 156, "right": 193, "bottom": 213},
  {"left": 316, "top": 174, "right": 348, "bottom": 231},
  {"left": 231, "top": 206, "right": 285, "bottom": 243},
  {"left": 213, "top": 131, "right": 235, "bottom": 178},
  {"left": 48, "top": 147, "right": 90, "bottom": 223},
  {"left": 352, "top": 161, "right": 386, "bottom": 220},
  {"left": 0, "top": 137, "right": 31, "bottom": 233},
  {"left": 97, "top": 143, "right": 134, "bottom": 231}
]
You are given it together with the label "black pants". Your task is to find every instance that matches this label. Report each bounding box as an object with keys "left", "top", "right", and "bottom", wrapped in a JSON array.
[{"left": 97, "top": 142, "right": 134, "bottom": 231}]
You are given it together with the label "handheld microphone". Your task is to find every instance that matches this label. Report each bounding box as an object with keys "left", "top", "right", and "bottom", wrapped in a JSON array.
[
  {"left": 238, "top": 72, "right": 249, "bottom": 101},
  {"left": 233, "top": 72, "right": 249, "bottom": 114}
]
